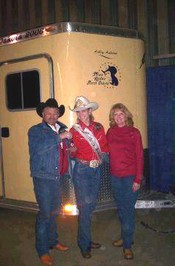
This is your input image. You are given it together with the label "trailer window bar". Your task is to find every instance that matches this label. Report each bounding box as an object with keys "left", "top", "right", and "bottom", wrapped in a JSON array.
[{"left": 6, "top": 70, "right": 40, "bottom": 110}]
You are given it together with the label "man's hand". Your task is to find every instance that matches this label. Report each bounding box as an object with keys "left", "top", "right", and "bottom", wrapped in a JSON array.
[{"left": 60, "top": 131, "right": 72, "bottom": 140}]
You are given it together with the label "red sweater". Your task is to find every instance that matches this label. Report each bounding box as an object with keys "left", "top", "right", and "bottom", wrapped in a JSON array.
[
  {"left": 107, "top": 125, "right": 143, "bottom": 184},
  {"left": 70, "top": 120, "right": 109, "bottom": 161}
]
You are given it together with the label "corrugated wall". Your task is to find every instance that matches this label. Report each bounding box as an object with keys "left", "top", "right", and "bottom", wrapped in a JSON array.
[{"left": 0, "top": 0, "right": 175, "bottom": 66}]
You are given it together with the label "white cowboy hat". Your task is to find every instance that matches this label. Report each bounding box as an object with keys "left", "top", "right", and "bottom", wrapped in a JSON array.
[{"left": 69, "top": 96, "right": 99, "bottom": 112}]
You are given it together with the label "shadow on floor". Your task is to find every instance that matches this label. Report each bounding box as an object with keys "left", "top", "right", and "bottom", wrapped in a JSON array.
[{"left": 0, "top": 207, "right": 175, "bottom": 266}]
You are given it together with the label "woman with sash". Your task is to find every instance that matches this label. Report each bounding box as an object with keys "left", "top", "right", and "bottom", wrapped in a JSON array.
[{"left": 69, "top": 96, "right": 108, "bottom": 259}]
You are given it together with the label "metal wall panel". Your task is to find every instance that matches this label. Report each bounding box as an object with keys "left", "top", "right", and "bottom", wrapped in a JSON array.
[
  {"left": 147, "top": 0, "right": 158, "bottom": 66},
  {"left": 128, "top": 0, "right": 137, "bottom": 29},
  {"left": 109, "top": 0, "right": 119, "bottom": 26},
  {"left": 69, "top": 0, "right": 85, "bottom": 22},
  {"left": 118, "top": 0, "right": 128, "bottom": 28},
  {"left": 0, "top": 0, "right": 174, "bottom": 66},
  {"left": 168, "top": 0, "right": 175, "bottom": 53}
]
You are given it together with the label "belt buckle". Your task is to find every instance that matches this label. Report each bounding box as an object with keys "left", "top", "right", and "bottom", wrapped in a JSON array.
[{"left": 90, "top": 160, "right": 99, "bottom": 168}]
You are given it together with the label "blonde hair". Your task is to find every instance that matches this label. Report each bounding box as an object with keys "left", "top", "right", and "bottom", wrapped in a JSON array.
[
  {"left": 109, "top": 103, "right": 134, "bottom": 127},
  {"left": 76, "top": 109, "right": 94, "bottom": 122}
]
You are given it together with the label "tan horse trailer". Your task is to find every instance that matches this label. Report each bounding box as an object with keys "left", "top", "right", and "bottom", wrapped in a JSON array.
[{"left": 0, "top": 22, "right": 148, "bottom": 214}]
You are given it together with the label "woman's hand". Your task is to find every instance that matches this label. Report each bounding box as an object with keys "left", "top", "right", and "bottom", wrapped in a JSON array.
[
  {"left": 132, "top": 182, "right": 140, "bottom": 192},
  {"left": 68, "top": 146, "right": 77, "bottom": 152}
]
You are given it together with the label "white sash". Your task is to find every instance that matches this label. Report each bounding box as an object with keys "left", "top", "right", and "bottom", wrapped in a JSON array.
[{"left": 73, "top": 123, "right": 103, "bottom": 163}]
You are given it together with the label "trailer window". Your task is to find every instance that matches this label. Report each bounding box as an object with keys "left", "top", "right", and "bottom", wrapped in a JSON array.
[{"left": 6, "top": 70, "right": 40, "bottom": 110}]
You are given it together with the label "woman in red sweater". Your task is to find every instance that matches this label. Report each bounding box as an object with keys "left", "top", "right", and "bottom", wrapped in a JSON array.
[{"left": 107, "top": 103, "right": 143, "bottom": 260}]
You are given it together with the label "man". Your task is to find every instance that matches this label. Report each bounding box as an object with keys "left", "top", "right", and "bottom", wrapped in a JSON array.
[
  {"left": 28, "top": 98, "right": 72, "bottom": 266},
  {"left": 69, "top": 96, "right": 108, "bottom": 259}
]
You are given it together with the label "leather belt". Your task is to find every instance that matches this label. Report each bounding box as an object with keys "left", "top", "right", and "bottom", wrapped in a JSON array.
[{"left": 78, "top": 159, "right": 101, "bottom": 168}]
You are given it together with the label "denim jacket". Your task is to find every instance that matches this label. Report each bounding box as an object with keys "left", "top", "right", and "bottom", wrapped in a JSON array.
[{"left": 28, "top": 121, "right": 67, "bottom": 180}]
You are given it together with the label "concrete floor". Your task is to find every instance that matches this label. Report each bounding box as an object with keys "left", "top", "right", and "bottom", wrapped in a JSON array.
[{"left": 0, "top": 206, "right": 175, "bottom": 266}]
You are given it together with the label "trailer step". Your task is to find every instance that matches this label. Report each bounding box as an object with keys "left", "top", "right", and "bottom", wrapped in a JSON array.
[{"left": 135, "top": 199, "right": 175, "bottom": 209}]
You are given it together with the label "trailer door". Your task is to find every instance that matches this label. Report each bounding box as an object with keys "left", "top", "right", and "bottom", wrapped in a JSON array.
[{"left": 0, "top": 55, "right": 53, "bottom": 202}]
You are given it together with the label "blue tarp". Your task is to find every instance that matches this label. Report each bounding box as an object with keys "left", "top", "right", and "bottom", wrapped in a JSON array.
[{"left": 146, "top": 66, "right": 175, "bottom": 192}]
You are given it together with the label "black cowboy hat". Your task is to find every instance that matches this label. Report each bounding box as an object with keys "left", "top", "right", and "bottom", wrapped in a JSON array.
[{"left": 36, "top": 98, "right": 65, "bottom": 118}]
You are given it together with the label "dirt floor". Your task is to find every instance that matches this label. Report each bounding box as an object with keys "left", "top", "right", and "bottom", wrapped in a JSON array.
[{"left": 0, "top": 206, "right": 175, "bottom": 266}]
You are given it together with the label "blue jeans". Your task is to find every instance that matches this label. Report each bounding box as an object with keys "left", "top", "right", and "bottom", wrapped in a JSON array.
[
  {"left": 111, "top": 175, "right": 139, "bottom": 249},
  {"left": 33, "top": 177, "right": 61, "bottom": 257},
  {"left": 73, "top": 161, "right": 101, "bottom": 252}
]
